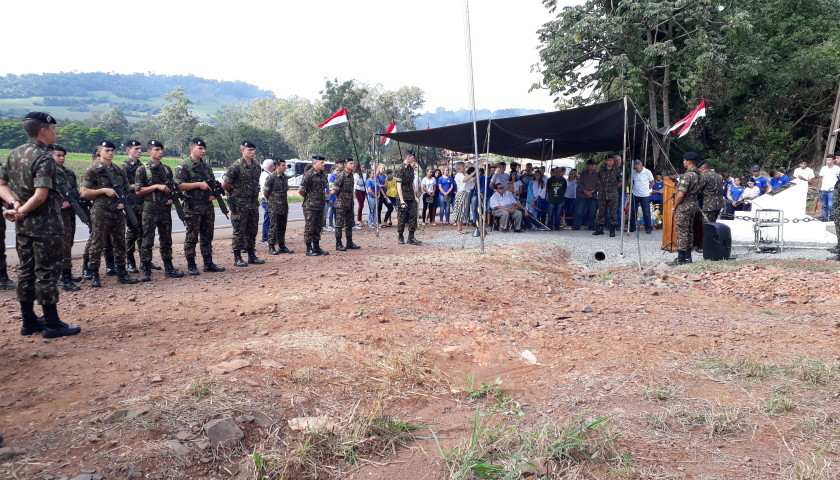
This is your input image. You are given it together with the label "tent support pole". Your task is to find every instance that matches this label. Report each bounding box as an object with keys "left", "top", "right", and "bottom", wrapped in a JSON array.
[
  {"left": 619, "top": 96, "right": 628, "bottom": 257},
  {"left": 463, "top": 0, "right": 483, "bottom": 253}
]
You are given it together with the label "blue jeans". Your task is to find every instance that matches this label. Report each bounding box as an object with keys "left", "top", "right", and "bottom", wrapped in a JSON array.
[
  {"left": 470, "top": 194, "right": 478, "bottom": 223},
  {"left": 261, "top": 199, "right": 270, "bottom": 242},
  {"left": 438, "top": 193, "right": 452, "bottom": 223},
  {"left": 820, "top": 190, "right": 834, "bottom": 219},
  {"left": 367, "top": 194, "right": 377, "bottom": 226},
  {"left": 574, "top": 198, "right": 598, "bottom": 229},
  {"left": 629, "top": 195, "right": 652, "bottom": 230},
  {"left": 546, "top": 202, "right": 563, "bottom": 229}
]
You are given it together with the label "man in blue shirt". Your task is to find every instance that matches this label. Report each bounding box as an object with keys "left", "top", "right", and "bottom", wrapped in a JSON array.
[
  {"left": 750, "top": 165, "right": 769, "bottom": 196},
  {"left": 769, "top": 170, "right": 790, "bottom": 191}
]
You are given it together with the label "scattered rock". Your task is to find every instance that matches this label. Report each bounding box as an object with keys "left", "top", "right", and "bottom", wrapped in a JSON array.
[
  {"left": 520, "top": 350, "right": 540, "bottom": 365},
  {"left": 250, "top": 411, "right": 273, "bottom": 427},
  {"left": 174, "top": 431, "right": 192, "bottom": 441},
  {"left": 80, "top": 468, "right": 96, "bottom": 474},
  {"left": 86, "top": 435, "right": 100, "bottom": 443},
  {"left": 288, "top": 416, "right": 338, "bottom": 432},
  {"left": 150, "top": 375, "right": 163, "bottom": 383},
  {"left": 102, "top": 409, "right": 129, "bottom": 423},
  {"left": 602, "top": 383, "right": 613, "bottom": 391},
  {"left": 168, "top": 440, "right": 189, "bottom": 456},
  {"left": 204, "top": 418, "right": 244, "bottom": 446},
  {"left": 0, "top": 447, "right": 24, "bottom": 461},
  {"left": 207, "top": 359, "right": 251, "bottom": 375},
  {"left": 529, "top": 319, "right": 541, "bottom": 328},
  {"left": 69, "top": 475, "right": 92, "bottom": 480},
  {"left": 583, "top": 306, "right": 593, "bottom": 313}
]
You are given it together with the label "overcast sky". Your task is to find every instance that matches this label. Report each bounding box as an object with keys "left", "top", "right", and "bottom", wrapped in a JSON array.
[{"left": 2, "top": 0, "right": 584, "bottom": 113}]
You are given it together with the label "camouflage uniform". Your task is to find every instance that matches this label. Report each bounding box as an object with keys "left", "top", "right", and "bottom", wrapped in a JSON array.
[
  {"left": 222, "top": 158, "right": 261, "bottom": 253},
  {"left": 299, "top": 168, "right": 327, "bottom": 244},
  {"left": 676, "top": 168, "right": 702, "bottom": 251},
  {"left": 175, "top": 159, "right": 216, "bottom": 260},
  {"left": 0, "top": 139, "right": 64, "bottom": 305},
  {"left": 596, "top": 166, "right": 621, "bottom": 229},
  {"left": 135, "top": 162, "right": 176, "bottom": 264},
  {"left": 833, "top": 177, "right": 840, "bottom": 252},
  {"left": 55, "top": 165, "right": 78, "bottom": 272},
  {"left": 333, "top": 170, "right": 355, "bottom": 240},
  {"left": 264, "top": 171, "right": 290, "bottom": 248},
  {"left": 699, "top": 170, "right": 725, "bottom": 223},
  {"left": 122, "top": 159, "right": 145, "bottom": 263},
  {"left": 82, "top": 163, "right": 132, "bottom": 271},
  {"left": 394, "top": 163, "right": 418, "bottom": 235}
]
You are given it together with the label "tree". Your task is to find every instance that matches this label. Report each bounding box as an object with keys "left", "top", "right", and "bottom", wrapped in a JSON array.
[
  {"left": 277, "top": 96, "right": 316, "bottom": 160},
  {"left": 154, "top": 87, "right": 199, "bottom": 156},
  {"left": 311, "top": 79, "right": 373, "bottom": 162},
  {"left": 88, "top": 106, "right": 129, "bottom": 135}
]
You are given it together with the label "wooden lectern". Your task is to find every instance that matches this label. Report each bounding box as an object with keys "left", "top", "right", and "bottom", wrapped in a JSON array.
[{"left": 661, "top": 176, "right": 703, "bottom": 252}]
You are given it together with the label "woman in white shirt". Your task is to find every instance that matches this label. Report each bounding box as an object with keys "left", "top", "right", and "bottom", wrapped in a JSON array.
[
  {"left": 353, "top": 164, "right": 367, "bottom": 228},
  {"left": 453, "top": 162, "right": 476, "bottom": 233},
  {"left": 741, "top": 178, "right": 761, "bottom": 211},
  {"left": 527, "top": 169, "right": 547, "bottom": 220},
  {"left": 420, "top": 169, "right": 438, "bottom": 224}
]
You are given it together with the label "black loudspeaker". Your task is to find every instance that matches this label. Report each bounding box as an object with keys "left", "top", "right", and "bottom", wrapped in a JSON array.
[{"left": 703, "top": 222, "right": 732, "bottom": 261}]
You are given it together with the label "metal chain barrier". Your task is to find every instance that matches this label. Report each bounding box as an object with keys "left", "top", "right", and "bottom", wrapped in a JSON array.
[{"left": 729, "top": 215, "right": 819, "bottom": 223}]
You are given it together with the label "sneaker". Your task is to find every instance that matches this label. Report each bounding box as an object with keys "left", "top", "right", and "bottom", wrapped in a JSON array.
[{"left": 353, "top": 225, "right": 362, "bottom": 230}]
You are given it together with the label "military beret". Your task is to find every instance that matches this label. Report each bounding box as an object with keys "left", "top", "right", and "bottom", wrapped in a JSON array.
[
  {"left": 148, "top": 140, "right": 164, "bottom": 148},
  {"left": 334, "top": 158, "right": 346, "bottom": 164},
  {"left": 586, "top": 159, "right": 596, "bottom": 165},
  {"left": 126, "top": 139, "right": 142, "bottom": 147},
  {"left": 697, "top": 160, "right": 707, "bottom": 168},
  {"left": 682, "top": 152, "right": 699, "bottom": 162},
  {"left": 241, "top": 140, "right": 257, "bottom": 149},
  {"left": 189, "top": 138, "right": 207, "bottom": 147},
  {"left": 751, "top": 164, "right": 761, "bottom": 171},
  {"left": 404, "top": 149, "right": 416, "bottom": 157},
  {"left": 605, "top": 154, "right": 613, "bottom": 160},
  {"left": 99, "top": 141, "right": 116, "bottom": 149},
  {"left": 49, "top": 144, "right": 66, "bottom": 153},
  {"left": 343, "top": 157, "right": 354, "bottom": 162},
  {"left": 312, "top": 155, "right": 326, "bottom": 161},
  {"left": 24, "top": 111, "right": 56, "bottom": 124}
]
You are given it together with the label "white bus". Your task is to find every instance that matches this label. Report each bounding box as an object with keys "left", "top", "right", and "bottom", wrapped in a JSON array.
[{"left": 284, "top": 159, "right": 335, "bottom": 187}]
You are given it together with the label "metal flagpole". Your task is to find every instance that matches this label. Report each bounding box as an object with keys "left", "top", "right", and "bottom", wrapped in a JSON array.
[
  {"left": 463, "top": 0, "right": 483, "bottom": 253},
  {"left": 372, "top": 134, "right": 380, "bottom": 237},
  {"left": 619, "top": 96, "right": 629, "bottom": 257}
]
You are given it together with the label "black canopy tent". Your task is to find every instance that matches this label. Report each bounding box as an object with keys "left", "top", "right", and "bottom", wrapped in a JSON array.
[{"left": 378, "top": 99, "right": 646, "bottom": 160}]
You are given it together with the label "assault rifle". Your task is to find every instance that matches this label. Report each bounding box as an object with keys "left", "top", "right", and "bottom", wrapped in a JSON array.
[
  {"left": 99, "top": 164, "right": 139, "bottom": 228},
  {"left": 201, "top": 165, "right": 229, "bottom": 219},
  {"left": 162, "top": 179, "right": 188, "bottom": 222},
  {"left": 56, "top": 180, "right": 92, "bottom": 227}
]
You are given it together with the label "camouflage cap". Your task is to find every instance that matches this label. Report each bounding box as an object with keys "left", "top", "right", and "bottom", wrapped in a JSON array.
[{"left": 24, "top": 111, "right": 56, "bottom": 124}]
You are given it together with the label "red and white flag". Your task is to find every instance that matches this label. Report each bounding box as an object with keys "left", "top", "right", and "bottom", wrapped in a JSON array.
[
  {"left": 317, "top": 108, "right": 348, "bottom": 129},
  {"left": 379, "top": 121, "right": 396, "bottom": 145},
  {"left": 669, "top": 99, "right": 706, "bottom": 138}
]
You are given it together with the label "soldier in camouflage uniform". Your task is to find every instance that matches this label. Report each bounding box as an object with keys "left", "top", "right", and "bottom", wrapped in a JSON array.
[
  {"left": 832, "top": 170, "right": 840, "bottom": 260},
  {"left": 175, "top": 138, "right": 225, "bottom": 275},
  {"left": 263, "top": 159, "right": 294, "bottom": 255},
  {"left": 698, "top": 161, "right": 725, "bottom": 223},
  {"left": 81, "top": 141, "right": 140, "bottom": 287},
  {"left": 0, "top": 112, "right": 80, "bottom": 338},
  {"left": 669, "top": 152, "right": 703, "bottom": 265},
  {"left": 81, "top": 150, "right": 115, "bottom": 280},
  {"left": 222, "top": 141, "right": 265, "bottom": 267},
  {"left": 332, "top": 158, "right": 362, "bottom": 251},
  {"left": 594, "top": 155, "right": 621, "bottom": 237},
  {"left": 50, "top": 145, "right": 82, "bottom": 291},
  {"left": 395, "top": 150, "right": 421, "bottom": 245},
  {"left": 298, "top": 155, "right": 330, "bottom": 256},
  {"left": 134, "top": 140, "right": 185, "bottom": 281},
  {"left": 122, "top": 140, "right": 156, "bottom": 274}
]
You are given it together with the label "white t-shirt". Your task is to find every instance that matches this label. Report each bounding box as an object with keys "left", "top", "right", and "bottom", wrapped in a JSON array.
[
  {"left": 259, "top": 170, "right": 271, "bottom": 199},
  {"left": 742, "top": 186, "right": 760, "bottom": 203},
  {"left": 793, "top": 166, "right": 815, "bottom": 182},
  {"left": 512, "top": 180, "right": 523, "bottom": 195},
  {"left": 353, "top": 173, "right": 366, "bottom": 191},
  {"left": 531, "top": 179, "right": 546, "bottom": 199},
  {"left": 631, "top": 167, "right": 654, "bottom": 197},
  {"left": 490, "top": 172, "right": 510, "bottom": 188},
  {"left": 565, "top": 179, "right": 577, "bottom": 199},
  {"left": 818, "top": 165, "right": 839, "bottom": 191},
  {"left": 421, "top": 176, "right": 437, "bottom": 195},
  {"left": 455, "top": 172, "right": 475, "bottom": 193}
]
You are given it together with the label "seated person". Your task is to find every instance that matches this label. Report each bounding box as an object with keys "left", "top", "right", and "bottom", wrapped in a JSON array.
[
  {"left": 505, "top": 182, "right": 547, "bottom": 231},
  {"left": 489, "top": 184, "right": 523, "bottom": 232}
]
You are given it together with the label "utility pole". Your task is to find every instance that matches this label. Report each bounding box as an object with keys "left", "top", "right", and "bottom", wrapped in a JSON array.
[{"left": 824, "top": 83, "right": 840, "bottom": 158}]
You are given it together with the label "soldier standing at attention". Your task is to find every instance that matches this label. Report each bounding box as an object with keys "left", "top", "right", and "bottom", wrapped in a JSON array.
[
  {"left": 395, "top": 150, "right": 421, "bottom": 245},
  {"left": 175, "top": 138, "right": 225, "bottom": 275},
  {"left": 82, "top": 150, "right": 110, "bottom": 280},
  {"left": 298, "top": 155, "right": 329, "bottom": 256},
  {"left": 123, "top": 140, "right": 149, "bottom": 274},
  {"left": 0, "top": 112, "right": 80, "bottom": 337},
  {"left": 81, "top": 141, "right": 140, "bottom": 287},
  {"left": 670, "top": 152, "right": 702, "bottom": 265},
  {"left": 134, "top": 140, "right": 185, "bottom": 281},
  {"left": 594, "top": 154, "right": 621, "bottom": 237},
  {"left": 50, "top": 144, "right": 82, "bottom": 291},
  {"left": 222, "top": 141, "right": 264, "bottom": 267},
  {"left": 263, "top": 159, "right": 294, "bottom": 255},
  {"left": 698, "top": 161, "right": 725, "bottom": 223},
  {"left": 332, "top": 158, "right": 362, "bottom": 251}
]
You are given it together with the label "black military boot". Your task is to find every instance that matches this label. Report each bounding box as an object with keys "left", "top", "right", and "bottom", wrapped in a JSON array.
[
  {"left": 313, "top": 241, "right": 329, "bottom": 255},
  {"left": 0, "top": 268, "right": 15, "bottom": 290},
  {"left": 140, "top": 261, "right": 152, "bottom": 282},
  {"left": 69, "top": 270, "right": 82, "bottom": 282},
  {"left": 90, "top": 271, "right": 102, "bottom": 288},
  {"left": 234, "top": 251, "right": 248, "bottom": 267},
  {"left": 163, "top": 259, "right": 185, "bottom": 278},
  {"left": 247, "top": 250, "right": 265, "bottom": 264},
  {"left": 336, "top": 238, "right": 347, "bottom": 251},
  {"left": 203, "top": 254, "right": 225, "bottom": 272},
  {"left": 683, "top": 250, "right": 693, "bottom": 264},
  {"left": 20, "top": 312, "right": 45, "bottom": 336},
  {"left": 117, "top": 267, "right": 139, "bottom": 285},
  {"left": 186, "top": 257, "right": 200, "bottom": 276},
  {"left": 592, "top": 228, "right": 605, "bottom": 236},
  {"left": 398, "top": 233, "right": 405, "bottom": 245},
  {"left": 81, "top": 256, "right": 91, "bottom": 281},
  {"left": 407, "top": 233, "right": 422, "bottom": 246},
  {"left": 105, "top": 255, "right": 117, "bottom": 276},
  {"left": 42, "top": 307, "right": 81, "bottom": 339},
  {"left": 148, "top": 262, "right": 162, "bottom": 271},
  {"left": 278, "top": 244, "right": 294, "bottom": 254},
  {"left": 306, "top": 242, "right": 319, "bottom": 256},
  {"left": 346, "top": 234, "right": 361, "bottom": 250},
  {"left": 609, "top": 227, "right": 616, "bottom": 237},
  {"left": 269, "top": 245, "right": 280, "bottom": 255},
  {"left": 127, "top": 254, "right": 140, "bottom": 274},
  {"left": 60, "top": 270, "right": 81, "bottom": 291}
]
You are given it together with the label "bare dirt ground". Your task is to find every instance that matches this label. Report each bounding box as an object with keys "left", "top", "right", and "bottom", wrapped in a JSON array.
[{"left": 1, "top": 224, "right": 838, "bottom": 480}]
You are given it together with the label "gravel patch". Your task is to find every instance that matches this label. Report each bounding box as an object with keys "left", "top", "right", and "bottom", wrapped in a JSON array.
[{"left": 419, "top": 226, "right": 839, "bottom": 270}]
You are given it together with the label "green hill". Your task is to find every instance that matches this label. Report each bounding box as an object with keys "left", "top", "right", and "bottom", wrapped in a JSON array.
[{"left": 0, "top": 72, "right": 273, "bottom": 121}]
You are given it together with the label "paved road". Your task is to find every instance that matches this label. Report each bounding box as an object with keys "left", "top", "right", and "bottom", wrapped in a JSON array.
[{"left": 5, "top": 203, "right": 304, "bottom": 248}]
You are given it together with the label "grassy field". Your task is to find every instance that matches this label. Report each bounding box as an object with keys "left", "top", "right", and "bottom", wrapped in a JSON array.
[{"left": 1, "top": 148, "right": 205, "bottom": 179}]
